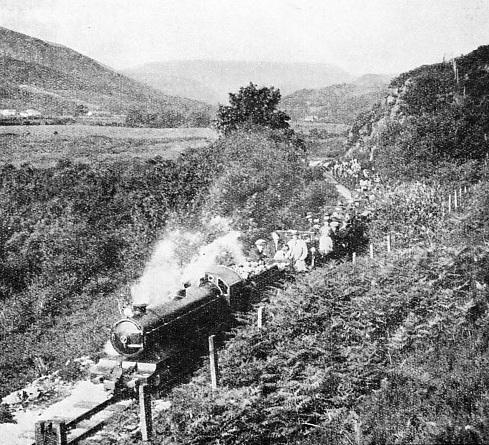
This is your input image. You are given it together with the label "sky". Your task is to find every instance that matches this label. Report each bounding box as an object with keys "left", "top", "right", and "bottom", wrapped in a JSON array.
[{"left": 1, "top": 0, "right": 489, "bottom": 75}]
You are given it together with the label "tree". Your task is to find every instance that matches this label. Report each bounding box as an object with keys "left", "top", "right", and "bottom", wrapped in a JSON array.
[
  {"left": 74, "top": 104, "right": 89, "bottom": 116},
  {"left": 214, "top": 83, "right": 291, "bottom": 136}
]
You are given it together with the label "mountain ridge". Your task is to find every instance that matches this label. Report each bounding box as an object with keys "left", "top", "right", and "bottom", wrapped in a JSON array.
[
  {"left": 122, "top": 59, "right": 353, "bottom": 104},
  {"left": 0, "top": 26, "right": 210, "bottom": 118}
]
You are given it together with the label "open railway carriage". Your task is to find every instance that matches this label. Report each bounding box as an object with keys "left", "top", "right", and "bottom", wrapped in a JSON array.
[{"left": 93, "top": 264, "right": 283, "bottom": 392}]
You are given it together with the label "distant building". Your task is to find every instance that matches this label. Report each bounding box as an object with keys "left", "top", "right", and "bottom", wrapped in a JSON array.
[
  {"left": 19, "top": 109, "right": 41, "bottom": 117},
  {"left": 0, "top": 109, "right": 17, "bottom": 117},
  {"left": 87, "top": 110, "right": 112, "bottom": 117}
]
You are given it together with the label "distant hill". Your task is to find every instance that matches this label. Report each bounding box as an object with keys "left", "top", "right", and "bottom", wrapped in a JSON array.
[
  {"left": 281, "top": 74, "right": 392, "bottom": 124},
  {"left": 0, "top": 27, "right": 210, "bottom": 119},
  {"left": 122, "top": 60, "right": 353, "bottom": 104}
]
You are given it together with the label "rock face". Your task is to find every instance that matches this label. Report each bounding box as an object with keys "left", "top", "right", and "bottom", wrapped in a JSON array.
[{"left": 346, "top": 44, "right": 489, "bottom": 162}]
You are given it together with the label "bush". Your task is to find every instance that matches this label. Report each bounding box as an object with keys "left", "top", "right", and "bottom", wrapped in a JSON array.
[{"left": 366, "top": 182, "right": 448, "bottom": 248}]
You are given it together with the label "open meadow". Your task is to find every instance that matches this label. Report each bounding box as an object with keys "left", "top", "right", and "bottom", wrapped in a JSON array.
[{"left": 0, "top": 125, "right": 218, "bottom": 167}]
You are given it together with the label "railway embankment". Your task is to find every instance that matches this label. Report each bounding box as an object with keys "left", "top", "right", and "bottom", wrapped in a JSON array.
[{"left": 68, "top": 179, "right": 489, "bottom": 444}]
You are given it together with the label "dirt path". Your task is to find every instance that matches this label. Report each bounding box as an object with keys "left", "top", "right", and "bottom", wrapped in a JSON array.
[{"left": 323, "top": 172, "right": 353, "bottom": 200}]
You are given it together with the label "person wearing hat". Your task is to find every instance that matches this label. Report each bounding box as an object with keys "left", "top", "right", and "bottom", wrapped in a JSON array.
[
  {"left": 287, "top": 230, "right": 308, "bottom": 272},
  {"left": 250, "top": 239, "right": 270, "bottom": 262},
  {"left": 329, "top": 220, "right": 340, "bottom": 234}
]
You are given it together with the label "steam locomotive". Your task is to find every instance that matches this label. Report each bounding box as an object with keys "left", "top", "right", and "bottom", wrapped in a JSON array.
[{"left": 93, "top": 264, "right": 283, "bottom": 391}]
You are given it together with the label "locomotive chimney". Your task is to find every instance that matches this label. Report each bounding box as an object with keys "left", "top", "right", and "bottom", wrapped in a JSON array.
[{"left": 132, "top": 303, "right": 147, "bottom": 315}]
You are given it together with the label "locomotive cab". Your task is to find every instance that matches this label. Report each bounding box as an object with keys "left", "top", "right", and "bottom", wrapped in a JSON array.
[{"left": 204, "top": 265, "right": 246, "bottom": 312}]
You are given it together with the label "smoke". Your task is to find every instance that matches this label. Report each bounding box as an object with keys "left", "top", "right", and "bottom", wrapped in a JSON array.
[{"left": 130, "top": 216, "right": 246, "bottom": 307}]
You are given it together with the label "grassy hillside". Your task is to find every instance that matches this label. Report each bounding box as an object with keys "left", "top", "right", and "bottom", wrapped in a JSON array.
[
  {"left": 0, "top": 27, "right": 210, "bottom": 120},
  {"left": 281, "top": 74, "right": 391, "bottom": 124}
]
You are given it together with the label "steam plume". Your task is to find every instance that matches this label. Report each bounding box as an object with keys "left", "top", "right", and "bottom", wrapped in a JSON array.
[{"left": 131, "top": 217, "right": 245, "bottom": 307}]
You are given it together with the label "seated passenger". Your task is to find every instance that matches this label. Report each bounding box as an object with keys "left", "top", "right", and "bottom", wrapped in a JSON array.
[
  {"left": 273, "top": 244, "right": 292, "bottom": 270},
  {"left": 249, "top": 239, "right": 271, "bottom": 262}
]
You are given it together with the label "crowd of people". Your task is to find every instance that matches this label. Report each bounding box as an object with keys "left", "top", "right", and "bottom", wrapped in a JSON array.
[
  {"left": 230, "top": 210, "right": 357, "bottom": 280},
  {"left": 324, "top": 158, "right": 381, "bottom": 192}
]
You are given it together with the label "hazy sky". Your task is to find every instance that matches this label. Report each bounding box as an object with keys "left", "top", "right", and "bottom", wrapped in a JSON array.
[{"left": 1, "top": 0, "right": 489, "bottom": 75}]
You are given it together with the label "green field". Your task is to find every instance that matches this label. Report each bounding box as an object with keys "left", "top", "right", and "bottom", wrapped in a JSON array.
[
  {"left": 290, "top": 121, "right": 350, "bottom": 135},
  {"left": 0, "top": 125, "right": 218, "bottom": 167}
]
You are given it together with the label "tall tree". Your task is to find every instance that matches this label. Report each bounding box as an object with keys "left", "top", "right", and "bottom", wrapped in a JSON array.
[{"left": 215, "top": 83, "right": 290, "bottom": 136}]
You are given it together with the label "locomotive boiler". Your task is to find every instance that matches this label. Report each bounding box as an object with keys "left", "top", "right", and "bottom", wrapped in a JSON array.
[{"left": 110, "top": 265, "right": 281, "bottom": 357}]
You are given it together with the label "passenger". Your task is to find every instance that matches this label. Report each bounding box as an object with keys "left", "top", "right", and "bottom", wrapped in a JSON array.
[
  {"left": 329, "top": 220, "right": 340, "bottom": 235},
  {"left": 236, "top": 264, "right": 250, "bottom": 279},
  {"left": 318, "top": 224, "right": 334, "bottom": 259},
  {"left": 287, "top": 230, "right": 308, "bottom": 272},
  {"left": 255, "top": 260, "right": 267, "bottom": 273},
  {"left": 250, "top": 239, "right": 270, "bottom": 262},
  {"left": 241, "top": 260, "right": 253, "bottom": 278},
  {"left": 273, "top": 244, "right": 292, "bottom": 270},
  {"left": 271, "top": 231, "right": 280, "bottom": 252}
]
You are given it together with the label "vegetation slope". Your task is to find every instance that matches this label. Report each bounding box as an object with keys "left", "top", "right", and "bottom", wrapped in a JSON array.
[
  {"left": 0, "top": 27, "right": 210, "bottom": 121},
  {"left": 0, "top": 122, "right": 337, "bottom": 401},
  {"left": 5, "top": 45, "right": 489, "bottom": 444},
  {"left": 281, "top": 74, "right": 391, "bottom": 124},
  {"left": 91, "top": 47, "right": 489, "bottom": 444},
  {"left": 347, "top": 45, "right": 489, "bottom": 182}
]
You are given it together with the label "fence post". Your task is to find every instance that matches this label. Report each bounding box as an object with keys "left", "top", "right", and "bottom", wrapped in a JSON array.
[
  {"left": 352, "top": 252, "right": 356, "bottom": 264},
  {"left": 208, "top": 335, "right": 218, "bottom": 390},
  {"left": 138, "top": 382, "right": 153, "bottom": 442},
  {"left": 369, "top": 244, "right": 374, "bottom": 259},
  {"left": 35, "top": 420, "right": 67, "bottom": 445},
  {"left": 386, "top": 234, "right": 391, "bottom": 252},
  {"left": 257, "top": 306, "right": 264, "bottom": 329}
]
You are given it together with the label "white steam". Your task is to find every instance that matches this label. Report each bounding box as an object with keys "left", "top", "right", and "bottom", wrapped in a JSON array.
[{"left": 130, "top": 217, "right": 246, "bottom": 307}]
